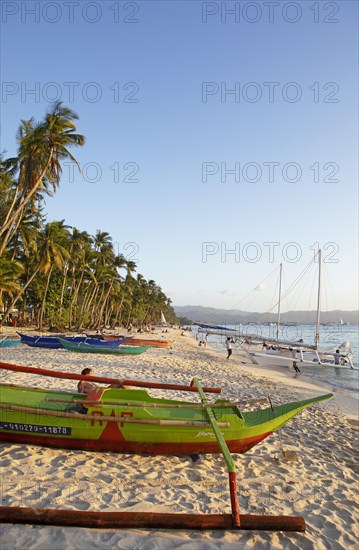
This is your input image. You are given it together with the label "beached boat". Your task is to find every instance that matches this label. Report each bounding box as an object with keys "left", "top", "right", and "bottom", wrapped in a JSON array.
[
  {"left": 0, "top": 365, "right": 332, "bottom": 455},
  {"left": 59, "top": 339, "right": 150, "bottom": 355},
  {"left": 102, "top": 335, "right": 172, "bottom": 348},
  {"left": 17, "top": 333, "right": 125, "bottom": 349},
  {"left": 0, "top": 336, "right": 21, "bottom": 348},
  {"left": 122, "top": 338, "right": 172, "bottom": 348},
  {"left": 0, "top": 361, "right": 331, "bottom": 531}
]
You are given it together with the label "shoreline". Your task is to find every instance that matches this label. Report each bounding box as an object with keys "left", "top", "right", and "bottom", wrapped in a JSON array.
[
  {"left": 0, "top": 328, "right": 358, "bottom": 549},
  {"left": 195, "top": 335, "right": 359, "bottom": 421}
]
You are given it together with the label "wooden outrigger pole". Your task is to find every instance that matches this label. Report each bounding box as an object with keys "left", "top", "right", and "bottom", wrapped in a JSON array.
[
  {"left": 0, "top": 507, "right": 305, "bottom": 531},
  {"left": 0, "top": 361, "right": 221, "bottom": 394}
]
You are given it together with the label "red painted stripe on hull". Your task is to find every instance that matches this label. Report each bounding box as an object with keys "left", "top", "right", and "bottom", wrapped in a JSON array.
[{"left": 0, "top": 432, "right": 272, "bottom": 455}]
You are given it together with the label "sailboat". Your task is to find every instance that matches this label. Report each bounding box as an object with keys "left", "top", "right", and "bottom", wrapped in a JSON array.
[
  {"left": 198, "top": 253, "right": 355, "bottom": 370},
  {"left": 239, "top": 251, "right": 355, "bottom": 370},
  {"left": 160, "top": 311, "right": 168, "bottom": 326}
]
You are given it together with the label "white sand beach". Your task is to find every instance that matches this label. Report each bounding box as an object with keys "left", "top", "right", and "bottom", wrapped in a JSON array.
[{"left": 0, "top": 329, "right": 358, "bottom": 549}]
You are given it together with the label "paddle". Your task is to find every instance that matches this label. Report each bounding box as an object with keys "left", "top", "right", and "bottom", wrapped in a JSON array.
[{"left": 0, "top": 361, "right": 221, "bottom": 394}]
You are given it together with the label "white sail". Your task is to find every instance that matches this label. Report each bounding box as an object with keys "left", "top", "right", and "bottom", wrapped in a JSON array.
[{"left": 160, "top": 311, "right": 167, "bottom": 325}]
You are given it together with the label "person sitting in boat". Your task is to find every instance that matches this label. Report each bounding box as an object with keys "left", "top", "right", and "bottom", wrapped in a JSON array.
[
  {"left": 77, "top": 368, "right": 98, "bottom": 394},
  {"left": 77, "top": 368, "right": 130, "bottom": 394}
]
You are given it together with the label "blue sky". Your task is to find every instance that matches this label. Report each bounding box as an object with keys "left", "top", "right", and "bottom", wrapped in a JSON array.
[{"left": 1, "top": 1, "right": 358, "bottom": 313}]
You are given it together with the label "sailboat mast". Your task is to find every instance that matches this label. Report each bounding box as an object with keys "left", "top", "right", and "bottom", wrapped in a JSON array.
[
  {"left": 276, "top": 263, "right": 282, "bottom": 341},
  {"left": 315, "top": 249, "right": 322, "bottom": 348}
]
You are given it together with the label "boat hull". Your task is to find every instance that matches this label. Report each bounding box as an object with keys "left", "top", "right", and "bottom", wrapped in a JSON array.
[
  {"left": 0, "top": 340, "right": 21, "bottom": 348},
  {"left": 59, "top": 339, "right": 150, "bottom": 355},
  {"left": 0, "top": 430, "right": 271, "bottom": 454},
  {"left": 125, "top": 339, "right": 173, "bottom": 348},
  {"left": 18, "top": 333, "right": 125, "bottom": 349},
  {"left": 102, "top": 335, "right": 172, "bottom": 348}
]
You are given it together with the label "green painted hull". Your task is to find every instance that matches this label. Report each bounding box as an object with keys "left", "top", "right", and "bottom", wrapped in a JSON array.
[
  {"left": 0, "top": 384, "right": 333, "bottom": 455},
  {"left": 59, "top": 339, "right": 150, "bottom": 355}
]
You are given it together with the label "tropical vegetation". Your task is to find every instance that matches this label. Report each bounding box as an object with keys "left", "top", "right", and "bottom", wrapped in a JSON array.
[{"left": 0, "top": 103, "right": 177, "bottom": 330}]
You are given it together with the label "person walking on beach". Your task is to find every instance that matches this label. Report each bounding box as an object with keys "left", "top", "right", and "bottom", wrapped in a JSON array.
[
  {"left": 290, "top": 348, "right": 301, "bottom": 373},
  {"left": 225, "top": 337, "right": 232, "bottom": 359}
]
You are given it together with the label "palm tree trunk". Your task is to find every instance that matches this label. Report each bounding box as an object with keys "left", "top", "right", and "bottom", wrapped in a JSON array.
[
  {"left": 0, "top": 148, "right": 54, "bottom": 243},
  {"left": 83, "top": 283, "right": 98, "bottom": 321},
  {"left": 78, "top": 281, "right": 92, "bottom": 321},
  {"left": 1, "top": 185, "right": 20, "bottom": 234},
  {"left": 59, "top": 263, "right": 69, "bottom": 317},
  {"left": 39, "top": 265, "right": 53, "bottom": 331},
  {"left": 92, "top": 285, "right": 105, "bottom": 328},
  {"left": 96, "top": 282, "right": 113, "bottom": 328},
  {"left": 0, "top": 203, "right": 26, "bottom": 257},
  {"left": 104, "top": 304, "right": 113, "bottom": 327},
  {"left": 69, "top": 271, "right": 84, "bottom": 328},
  {"left": 126, "top": 307, "right": 133, "bottom": 328}
]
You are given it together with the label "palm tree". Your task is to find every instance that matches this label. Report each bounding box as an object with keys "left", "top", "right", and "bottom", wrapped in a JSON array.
[
  {"left": 37, "top": 221, "right": 70, "bottom": 331},
  {"left": 0, "top": 222, "right": 69, "bottom": 327},
  {"left": 0, "top": 253, "right": 23, "bottom": 311},
  {"left": 93, "top": 230, "right": 115, "bottom": 267},
  {"left": 8, "top": 205, "right": 42, "bottom": 261},
  {"left": 58, "top": 228, "right": 92, "bottom": 320},
  {"left": 0, "top": 155, "right": 18, "bottom": 230},
  {"left": 0, "top": 102, "right": 85, "bottom": 256},
  {"left": 68, "top": 248, "right": 91, "bottom": 329}
]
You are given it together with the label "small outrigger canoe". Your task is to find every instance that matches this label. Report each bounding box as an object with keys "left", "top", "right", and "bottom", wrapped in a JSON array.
[
  {"left": 59, "top": 339, "right": 150, "bottom": 355},
  {"left": 123, "top": 338, "right": 172, "bottom": 348},
  {"left": 102, "top": 335, "right": 173, "bottom": 348},
  {"left": 0, "top": 360, "right": 332, "bottom": 531},
  {"left": 0, "top": 336, "right": 21, "bottom": 348},
  {"left": 0, "top": 362, "right": 332, "bottom": 455},
  {"left": 17, "top": 333, "right": 125, "bottom": 349}
]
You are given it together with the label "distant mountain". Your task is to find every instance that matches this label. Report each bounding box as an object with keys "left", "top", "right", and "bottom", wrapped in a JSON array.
[{"left": 174, "top": 305, "right": 359, "bottom": 325}]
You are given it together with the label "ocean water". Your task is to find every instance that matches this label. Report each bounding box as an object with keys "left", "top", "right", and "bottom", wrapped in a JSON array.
[{"left": 195, "top": 324, "right": 359, "bottom": 397}]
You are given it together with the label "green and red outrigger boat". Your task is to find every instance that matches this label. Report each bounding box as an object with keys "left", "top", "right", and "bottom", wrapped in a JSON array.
[{"left": 0, "top": 360, "right": 333, "bottom": 532}]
